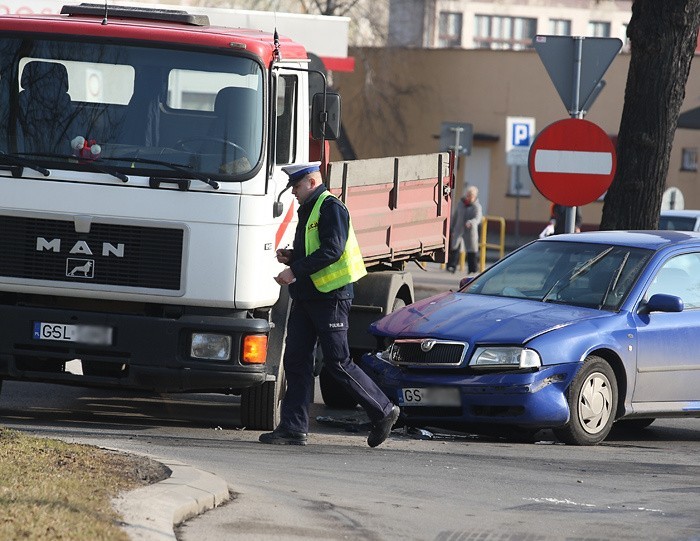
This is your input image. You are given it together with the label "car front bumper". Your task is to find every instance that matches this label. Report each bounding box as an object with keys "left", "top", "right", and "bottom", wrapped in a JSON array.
[{"left": 359, "top": 352, "right": 580, "bottom": 429}]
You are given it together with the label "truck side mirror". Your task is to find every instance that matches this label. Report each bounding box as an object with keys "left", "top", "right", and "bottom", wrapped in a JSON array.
[{"left": 311, "top": 92, "right": 341, "bottom": 141}]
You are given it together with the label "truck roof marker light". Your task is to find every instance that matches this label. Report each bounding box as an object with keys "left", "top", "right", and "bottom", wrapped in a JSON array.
[
  {"left": 229, "top": 43, "right": 247, "bottom": 50},
  {"left": 242, "top": 335, "right": 268, "bottom": 364}
]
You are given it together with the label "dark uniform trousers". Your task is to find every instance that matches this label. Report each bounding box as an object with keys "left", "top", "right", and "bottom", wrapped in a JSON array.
[{"left": 280, "top": 298, "right": 395, "bottom": 434}]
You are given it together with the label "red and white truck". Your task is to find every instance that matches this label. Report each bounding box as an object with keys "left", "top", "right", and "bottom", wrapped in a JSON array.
[{"left": 0, "top": 4, "right": 451, "bottom": 429}]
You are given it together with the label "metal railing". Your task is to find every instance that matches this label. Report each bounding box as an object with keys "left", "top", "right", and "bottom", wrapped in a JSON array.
[
  {"left": 478, "top": 215, "right": 506, "bottom": 272},
  {"left": 444, "top": 215, "right": 507, "bottom": 273}
]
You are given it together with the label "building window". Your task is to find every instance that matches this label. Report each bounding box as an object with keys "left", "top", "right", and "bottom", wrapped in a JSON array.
[
  {"left": 474, "top": 15, "right": 537, "bottom": 50},
  {"left": 509, "top": 164, "right": 532, "bottom": 196},
  {"left": 438, "top": 11, "right": 463, "bottom": 47},
  {"left": 588, "top": 21, "right": 611, "bottom": 37},
  {"left": 681, "top": 148, "right": 698, "bottom": 172},
  {"left": 549, "top": 19, "right": 571, "bottom": 36}
]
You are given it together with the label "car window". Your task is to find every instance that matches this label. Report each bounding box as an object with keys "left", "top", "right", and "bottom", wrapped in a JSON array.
[
  {"left": 658, "top": 215, "right": 699, "bottom": 231},
  {"left": 465, "top": 241, "right": 652, "bottom": 310},
  {"left": 646, "top": 253, "right": 700, "bottom": 309}
]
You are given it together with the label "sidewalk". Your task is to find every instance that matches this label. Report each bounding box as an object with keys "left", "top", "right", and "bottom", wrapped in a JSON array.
[{"left": 113, "top": 455, "right": 230, "bottom": 541}]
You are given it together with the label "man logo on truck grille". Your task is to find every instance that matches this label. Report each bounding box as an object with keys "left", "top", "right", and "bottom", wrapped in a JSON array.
[{"left": 66, "top": 258, "right": 95, "bottom": 278}]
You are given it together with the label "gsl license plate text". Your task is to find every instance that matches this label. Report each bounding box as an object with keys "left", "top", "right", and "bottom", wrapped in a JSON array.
[
  {"left": 34, "top": 322, "right": 113, "bottom": 346},
  {"left": 399, "top": 387, "right": 460, "bottom": 407}
]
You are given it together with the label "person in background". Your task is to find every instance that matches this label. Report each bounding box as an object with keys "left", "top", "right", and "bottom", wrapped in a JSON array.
[
  {"left": 259, "top": 162, "right": 400, "bottom": 448},
  {"left": 447, "top": 186, "right": 483, "bottom": 274},
  {"left": 552, "top": 204, "right": 582, "bottom": 235}
]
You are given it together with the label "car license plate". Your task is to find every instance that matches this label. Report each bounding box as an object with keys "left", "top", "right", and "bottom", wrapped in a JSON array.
[
  {"left": 399, "top": 387, "right": 460, "bottom": 407},
  {"left": 33, "top": 322, "right": 113, "bottom": 346}
]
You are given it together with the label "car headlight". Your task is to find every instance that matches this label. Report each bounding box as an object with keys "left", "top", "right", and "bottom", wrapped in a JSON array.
[
  {"left": 191, "top": 333, "right": 232, "bottom": 361},
  {"left": 470, "top": 347, "right": 541, "bottom": 369}
]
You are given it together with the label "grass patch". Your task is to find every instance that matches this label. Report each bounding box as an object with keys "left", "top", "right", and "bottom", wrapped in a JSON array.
[{"left": 0, "top": 427, "right": 169, "bottom": 540}]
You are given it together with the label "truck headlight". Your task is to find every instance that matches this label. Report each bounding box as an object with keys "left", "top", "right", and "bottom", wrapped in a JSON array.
[
  {"left": 191, "top": 333, "right": 232, "bottom": 361},
  {"left": 470, "top": 347, "right": 541, "bottom": 369}
]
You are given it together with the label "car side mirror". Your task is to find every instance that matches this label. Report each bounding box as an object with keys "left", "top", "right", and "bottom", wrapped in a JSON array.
[
  {"left": 311, "top": 92, "right": 341, "bottom": 141},
  {"left": 639, "top": 293, "right": 684, "bottom": 315}
]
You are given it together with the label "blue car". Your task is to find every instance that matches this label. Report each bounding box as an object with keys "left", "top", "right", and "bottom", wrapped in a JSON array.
[{"left": 359, "top": 231, "right": 700, "bottom": 445}]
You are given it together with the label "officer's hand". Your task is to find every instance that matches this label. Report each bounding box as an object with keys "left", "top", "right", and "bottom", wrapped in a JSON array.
[
  {"left": 276, "top": 248, "right": 293, "bottom": 264},
  {"left": 274, "top": 267, "right": 296, "bottom": 285}
]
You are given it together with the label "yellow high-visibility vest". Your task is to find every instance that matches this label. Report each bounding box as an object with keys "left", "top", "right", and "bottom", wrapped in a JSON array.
[{"left": 305, "top": 191, "right": 367, "bottom": 292}]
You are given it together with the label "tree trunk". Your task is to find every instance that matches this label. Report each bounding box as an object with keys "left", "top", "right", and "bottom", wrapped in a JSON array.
[{"left": 600, "top": 0, "right": 700, "bottom": 230}]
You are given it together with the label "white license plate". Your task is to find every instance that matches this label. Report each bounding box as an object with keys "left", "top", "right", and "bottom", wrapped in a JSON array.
[
  {"left": 33, "top": 322, "right": 113, "bottom": 346},
  {"left": 399, "top": 387, "right": 460, "bottom": 407}
]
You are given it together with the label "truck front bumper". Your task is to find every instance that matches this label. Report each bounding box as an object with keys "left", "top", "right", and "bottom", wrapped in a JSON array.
[{"left": 0, "top": 303, "right": 270, "bottom": 393}]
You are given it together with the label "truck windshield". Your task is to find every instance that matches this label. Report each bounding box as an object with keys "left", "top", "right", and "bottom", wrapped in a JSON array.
[{"left": 0, "top": 37, "right": 264, "bottom": 181}]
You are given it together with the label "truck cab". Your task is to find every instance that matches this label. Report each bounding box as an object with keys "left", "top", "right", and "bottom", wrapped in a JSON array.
[
  {"left": 0, "top": 4, "right": 321, "bottom": 428},
  {"left": 0, "top": 4, "right": 451, "bottom": 429}
]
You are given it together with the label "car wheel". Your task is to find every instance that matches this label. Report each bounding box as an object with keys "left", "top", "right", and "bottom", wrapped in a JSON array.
[
  {"left": 554, "top": 355, "right": 617, "bottom": 445},
  {"left": 615, "top": 418, "right": 655, "bottom": 431}
]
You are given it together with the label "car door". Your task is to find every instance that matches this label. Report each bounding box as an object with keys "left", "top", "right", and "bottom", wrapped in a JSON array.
[{"left": 633, "top": 252, "right": 700, "bottom": 403}]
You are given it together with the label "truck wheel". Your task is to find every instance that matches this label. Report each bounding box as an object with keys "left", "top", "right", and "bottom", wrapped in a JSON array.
[
  {"left": 240, "top": 365, "right": 285, "bottom": 430},
  {"left": 319, "top": 364, "right": 359, "bottom": 409},
  {"left": 553, "top": 355, "right": 617, "bottom": 445}
]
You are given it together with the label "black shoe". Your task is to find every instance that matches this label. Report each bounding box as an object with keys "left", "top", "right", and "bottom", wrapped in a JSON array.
[
  {"left": 259, "top": 427, "right": 308, "bottom": 446},
  {"left": 367, "top": 405, "right": 400, "bottom": 448},
  {"left": 446, "top": 266, "right": 455, "bottom": 273}
]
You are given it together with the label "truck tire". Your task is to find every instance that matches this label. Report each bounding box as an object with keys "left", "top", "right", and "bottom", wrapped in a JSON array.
[
  {"left": 240, "top": 365, "right": 285, "bottom": 430},
  {"left": 240, "top": 288, "right": 290, "bottom": 430},
  {"left": 319, "top": 362, "right": 359, "bottom": 409}
]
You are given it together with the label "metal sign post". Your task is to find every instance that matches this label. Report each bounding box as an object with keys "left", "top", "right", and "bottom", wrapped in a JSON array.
[
  {"left": 533, "top": 35, "right": 622, "bottom": 233},
  {"left": 439, "top": 122, "right": 472, "bottom": 171}
]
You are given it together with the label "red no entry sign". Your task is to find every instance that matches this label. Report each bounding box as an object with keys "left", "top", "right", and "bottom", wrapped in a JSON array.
[{"left": 528, "top": 118, "right": 616, "bottom": 207}]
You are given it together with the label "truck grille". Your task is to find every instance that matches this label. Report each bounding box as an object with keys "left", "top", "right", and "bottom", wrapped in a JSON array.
[
  {"left": 388, "top": 339, "right": 467, "bottom": 367},
  {"left": 0, "top": 215, "right": 183, "bottom": 290}
]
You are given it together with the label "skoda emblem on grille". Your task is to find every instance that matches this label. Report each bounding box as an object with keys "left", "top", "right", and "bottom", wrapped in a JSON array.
[{"left": 420, "top": 339, "right": 436, "bottom": 352}]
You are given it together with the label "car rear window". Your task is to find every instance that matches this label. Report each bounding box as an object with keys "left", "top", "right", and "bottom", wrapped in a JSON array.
[{"left": 658, "top": 216, "right": 698, "bottom": 231}]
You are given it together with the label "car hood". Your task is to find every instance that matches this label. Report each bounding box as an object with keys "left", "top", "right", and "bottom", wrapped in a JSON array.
[{"left": 371, "top": 291, "right": 610, "bottom": 344}]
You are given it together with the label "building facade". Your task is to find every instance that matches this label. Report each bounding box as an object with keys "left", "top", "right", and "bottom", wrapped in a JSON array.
[
  {"left": 388, "top": 0, "right": 633, "bottom": 51},
  {"left": 332, "top": 45, "right": 700, "bottom": 234}
]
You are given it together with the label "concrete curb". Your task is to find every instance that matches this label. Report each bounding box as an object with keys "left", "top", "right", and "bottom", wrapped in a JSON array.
[{"left": 112, "top": 458, "right": 230, "bottom": 541}]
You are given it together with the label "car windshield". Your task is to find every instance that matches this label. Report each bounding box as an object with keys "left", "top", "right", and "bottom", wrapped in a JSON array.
[
  {"left": 463, "top": 240, "right": 652, "bottom": 310},
  {"left": 0, "top": 36, "right": 263, "bottom": 181}
]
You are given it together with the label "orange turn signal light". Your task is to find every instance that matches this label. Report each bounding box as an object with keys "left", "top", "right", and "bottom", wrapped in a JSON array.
[{"left": 242, "top": 334, "right": 268, "bottom": 364}]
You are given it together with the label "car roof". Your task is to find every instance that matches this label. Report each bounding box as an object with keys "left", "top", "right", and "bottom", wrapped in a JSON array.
[
  {"left": 659, "top": 209, "right": 700, "bottom": 218},
  {"left": 539, "top": 230, "right": 700, "bottom": 250}
]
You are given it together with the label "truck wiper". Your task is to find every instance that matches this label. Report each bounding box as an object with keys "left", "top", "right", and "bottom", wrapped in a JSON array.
[
  {"left": 0, "top": 151, "right": 50, "bottom": 176},
  {"left": 99, "top": 156, "right": 219, "bottom": 189},
  {"left": 13, "top": 151, "right": 129, "bottom": 182}
]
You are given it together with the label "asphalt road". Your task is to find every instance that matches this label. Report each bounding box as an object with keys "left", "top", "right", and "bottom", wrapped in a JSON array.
[
  {"left": 1, "top": 266, "right": 699, "bottom": 540},
  {"left": 1, "top": 380, "right": 698, "bottom": 541}
]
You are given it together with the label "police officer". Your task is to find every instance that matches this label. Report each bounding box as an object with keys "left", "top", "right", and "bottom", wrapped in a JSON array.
[{"left": 259, "top": 162, "right": 400, "bottom": 447}]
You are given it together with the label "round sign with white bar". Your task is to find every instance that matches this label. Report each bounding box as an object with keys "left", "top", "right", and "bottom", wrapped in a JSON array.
[{"left": 528, "top": 118, "right": 616, "bottom": 206}]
